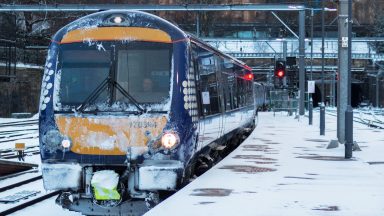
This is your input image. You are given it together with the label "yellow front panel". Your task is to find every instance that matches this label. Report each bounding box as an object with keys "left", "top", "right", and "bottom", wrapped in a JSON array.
[
  {"left": 55, "top": 115, "right": 167, "bottom": 155},
  {"left": 60, "top": 27, "right": 172, "bottom": 44}
]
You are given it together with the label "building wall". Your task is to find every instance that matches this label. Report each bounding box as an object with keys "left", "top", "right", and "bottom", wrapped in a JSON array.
[{"left": 0, "top": 68, "right": 42, "bottom": 117}]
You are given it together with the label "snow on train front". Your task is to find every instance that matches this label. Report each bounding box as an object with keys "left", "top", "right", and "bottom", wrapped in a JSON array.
[{"left": 38, "top": 10, "right": 196, "bottom": 215}]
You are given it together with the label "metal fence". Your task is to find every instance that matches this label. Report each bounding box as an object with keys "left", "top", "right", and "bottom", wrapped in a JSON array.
[{"left": 269, "top": 90, "right": 298, "bottom": 116}]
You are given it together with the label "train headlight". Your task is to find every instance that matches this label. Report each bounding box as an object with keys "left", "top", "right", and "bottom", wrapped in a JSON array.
[
  {"left": 113, "top": 16, "right": 123, "bottom": 24},
  {"left": 161, "top": 132, "right": 180, "bottom": 150},
  {"left": 61, "top": 138, "right": 72, "bottom": 150},
  {"left": 104, "top": 14, "right": 131, "bottom": 26}
]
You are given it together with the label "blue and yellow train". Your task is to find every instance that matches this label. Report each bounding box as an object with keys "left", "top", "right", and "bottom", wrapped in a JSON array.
[{"left": 39, "top": 10, "right": 262, "bottom": 215}]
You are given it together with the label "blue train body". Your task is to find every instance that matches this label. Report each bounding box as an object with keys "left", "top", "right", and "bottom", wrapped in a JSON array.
[{"left": 38, "top": 10, "right": 261, "bottom": 215}]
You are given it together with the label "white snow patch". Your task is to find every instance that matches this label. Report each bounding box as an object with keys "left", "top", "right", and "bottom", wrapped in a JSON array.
[
  {"left": 146, "top": 111, "right": 384, "bottom": 216},
  {"left": 138, "top": 160, "right": 183, "bottom": 191},
  {"left": 96, "top": 42, "right": 106, "bottom": 51},
  {"left": 42, "top": 163, "right": 82, "bottom": 190},
  {"left": 85, "top": 132, "right": 116, "bottom": 150},
  {"left": 91, "top": 170, "right": 119, "bottom": 190}
]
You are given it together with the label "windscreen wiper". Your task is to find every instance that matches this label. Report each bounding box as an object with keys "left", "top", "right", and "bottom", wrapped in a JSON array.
[
  {"left": 75, "top": 77, "right": 145, "bottom": 114},
  {"left": 75, "top": 77, "right": 109, "bottom": 113},
  {"left": 113, "top": 81, "right": 146, "bottom": 113}
]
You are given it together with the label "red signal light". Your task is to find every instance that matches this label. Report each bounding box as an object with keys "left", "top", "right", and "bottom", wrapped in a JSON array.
[
  {"left": 274, "top": 60, "right": 286, "bottom": 79},
  {"left": 276, "top": 70, "right": 285, "bottom": 78},
  {"left": 244, "top": 73, "right": 254, "bottom": 81}
]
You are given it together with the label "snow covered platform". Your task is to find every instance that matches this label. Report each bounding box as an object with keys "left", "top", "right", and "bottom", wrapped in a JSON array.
[{"left": 146, "top": 111, "right": 384, "bottom": 216}]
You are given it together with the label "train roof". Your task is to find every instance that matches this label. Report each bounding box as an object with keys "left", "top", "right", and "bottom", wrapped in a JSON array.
[
  {"left": 52, "top": 10, "right": 187, "bottom": 45},
  {"left": 50, "top": 10, "right": 250, "bottom": 71},
  {"left": 187, "top": 33, "right": 251, "bottom": 71}
]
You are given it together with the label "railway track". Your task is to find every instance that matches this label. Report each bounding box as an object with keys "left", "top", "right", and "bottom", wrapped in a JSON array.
[
  {"left": 0, "top": 146, "right": 39, "bottom": 155},
  {"left": 0, "top": 118, "right": 56, "bottom": 214},
  {"left": 0, "top": 176, "right": 42, "bottom": 193},
  {"left": 326, "top": 109, "right": 384, "bottom": 129},
  {"left": 0, "top": 135, "right": 39, "bottom": 144},
  {"left": 0, "top": 120, "right": 38, "bottom": 128},
  {"left": 0, "top": 131, "right": 38, "bottom": 141},
  {"left": 0, "top": 145, "right": 40, "bottom": 160},
  {"left": 0, "top": 190, "right": 60, "bottom": 215},
  {"left": 0, "top": 119, "right": 39, "bottom": 145},
  {"left": 0, "top": 128, "right": 38, "bottom": 136},
  {"left": 0, "top": 175, "right": 59, "bottom": 215},
  {"left": 0, "top": 150, "right": 40, "bottom": 159}
]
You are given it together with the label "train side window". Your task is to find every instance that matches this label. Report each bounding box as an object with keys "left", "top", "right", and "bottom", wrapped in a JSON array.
[
  {"left": 227, "top": 74, "right": 236, "bottom": 110},
  {"left": 219, "top": 58, "right": 234, "bottom": 111},
  {"left": 246, "top": 76, "right": 254, "bottom": 106},
  {"left": 197, "top": 49, "right": 220, "bottom": 116},
  {"left": 235, "top": 67, "right": 245, "bottom": 108}
]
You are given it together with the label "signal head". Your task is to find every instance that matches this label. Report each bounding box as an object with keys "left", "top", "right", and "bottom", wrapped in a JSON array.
[{"left": 274, "top": 60, "right": 286, "bottom": 79}]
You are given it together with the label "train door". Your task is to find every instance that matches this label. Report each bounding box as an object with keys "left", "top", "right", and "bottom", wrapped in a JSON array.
[
  {"left": 220, "top": 60, "right": 236, "bottom": 135},
  {"left": 194, "top": 44, "right": 223, "bottom": 149},
  {"left": 215, "top": 55, "right": 226, "bottom": 138}
]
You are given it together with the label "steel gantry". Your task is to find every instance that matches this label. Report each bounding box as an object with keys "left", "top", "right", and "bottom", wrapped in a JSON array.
[{"left": 0, "top": 4, "right": 305, "bottom": 12}]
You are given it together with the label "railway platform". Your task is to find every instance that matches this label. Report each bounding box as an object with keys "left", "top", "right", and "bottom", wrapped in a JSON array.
[{"left": 146, "top": 111, "right": 384, "bottom": 216}]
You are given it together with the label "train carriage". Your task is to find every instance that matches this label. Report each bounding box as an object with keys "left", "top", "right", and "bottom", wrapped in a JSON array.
[{"left": 39, "top": 10, "right": 257, "bottom": 215}]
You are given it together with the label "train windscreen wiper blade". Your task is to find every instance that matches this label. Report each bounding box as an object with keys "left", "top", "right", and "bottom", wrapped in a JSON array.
[
  {"left": 75, "top": 77, "right": 109, "bottom": 113},
  {"left": 75, "top": 77, "right": 145, "bottom": 114},
  {"left": 113, "top": 81, "right": 146, "bottom": 113}
]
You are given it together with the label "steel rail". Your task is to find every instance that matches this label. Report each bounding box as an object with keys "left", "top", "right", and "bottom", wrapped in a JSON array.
[
  {"left": 1, "top": 150, "right": 40, "bottom": 159},
  {"left": 0, "top": 191, "right": 60, "bottom": 215},
  {"left": 326, "top": 111, "right": 384, "bottom": 129},
  {"left": 0, "top": 175, "right": 42, "bottom": 193},
  {"left": 0, "top": 131, "right": 38, "bottom": 140},
  {"left": 0, "top": 120, "right": 38, "bottom": 128},
  {"left": 0, "top": 136, "right": 39, "bottom": 144}
]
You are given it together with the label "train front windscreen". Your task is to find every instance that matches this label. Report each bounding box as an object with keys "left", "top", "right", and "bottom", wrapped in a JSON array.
[{"left": 56, "top": 42, "right": 172, "bottom": 112}]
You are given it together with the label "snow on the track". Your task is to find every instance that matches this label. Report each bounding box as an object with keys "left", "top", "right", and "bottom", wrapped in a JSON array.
[
  {"left": 11, "top": 196, "right": 81, "bottom": 216},
  {"left": 1, "top": 110, "right": 383, "bottom": 215},
  {"left": 146, "top": 111, "right": 384, "bottom": 216},
  {"left": 0, "top": 115, "right": 39, "bottom": 150}
]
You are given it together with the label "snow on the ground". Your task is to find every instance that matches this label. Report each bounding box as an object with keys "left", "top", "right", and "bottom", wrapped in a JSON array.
[
  {"left": 1, "top": 110, "right": 383, "bottom": 215},
  {"left": 146, "top": 111, "right": 384, "bottom": 216},
  {"left": 11, "top": 196, "right": 81, "bottom": 216},
  {"left": 0, "top": 114, "right": 38, "bottom": 124},
  {"left": 0, "top": 180, "right": 51, "bottom": 213},
  {"left": 0, "top": 135, "right": 39, "bottom": 150},
  {"left": 0, "top": 115, "right": 40, "bottom": 163}
]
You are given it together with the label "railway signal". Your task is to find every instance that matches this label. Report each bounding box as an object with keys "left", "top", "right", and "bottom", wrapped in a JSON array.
[{"left": 274, "top": 60, "right": 286, "bottom": 79}]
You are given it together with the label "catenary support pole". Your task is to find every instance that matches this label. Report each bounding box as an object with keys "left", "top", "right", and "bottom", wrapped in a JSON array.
[
  {"left": 338, "top": 0, "right": 349, "bottom": 144},
  {"left": 309, "top": 9, "right": 314, "bottom": 125},
  {"left": 299, "top": 10, "right": 305, "bottom": 116},
  {"left": 344, "top": 0, "right": 353, "bottom": 159},
  {"left": 196, "top": 12, "right": 200, "bottom": 37},
  {"left": 320, "top": 2, "right": 325, "bottom": 135}
]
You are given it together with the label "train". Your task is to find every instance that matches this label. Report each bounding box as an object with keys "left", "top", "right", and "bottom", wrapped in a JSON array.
[{"left": 38, "top": 10, "right": 265, "bottom": 215}]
